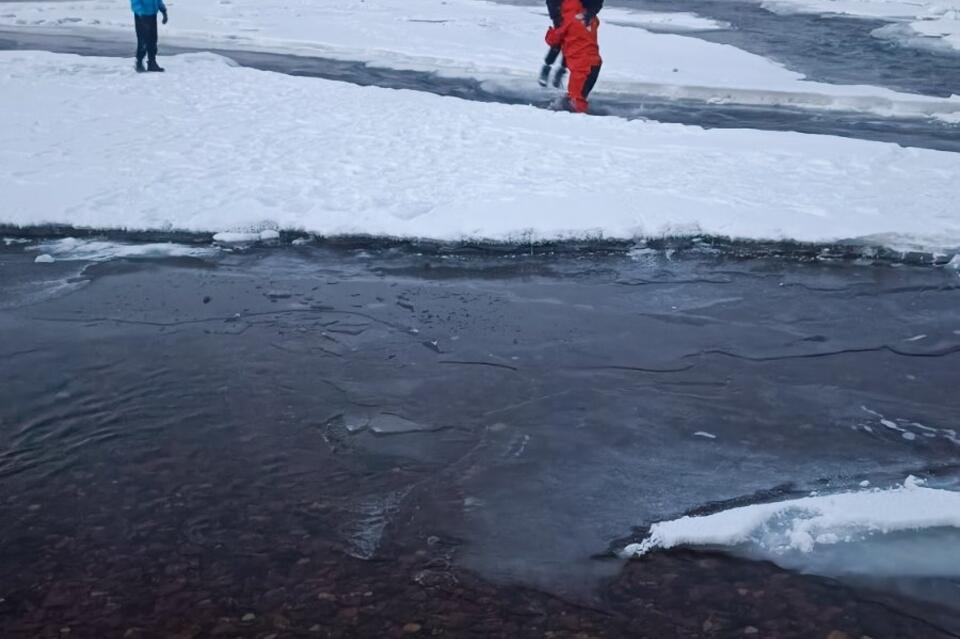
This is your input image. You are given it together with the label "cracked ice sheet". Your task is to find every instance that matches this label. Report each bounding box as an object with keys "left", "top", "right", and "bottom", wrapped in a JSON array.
[
  {"left": 760, "top": 0, "right": 960, "bottom": 52},
  {"left": 2, "top": 51, "right": 960, "bottom": 251},
  {"left": 1, "top": 0, "right": 960, "bottom": 119}
]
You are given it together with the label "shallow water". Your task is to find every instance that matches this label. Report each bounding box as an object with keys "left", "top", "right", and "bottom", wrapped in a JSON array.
[{"left": 2, "top": 239, "right": 959, "bottom": 635}]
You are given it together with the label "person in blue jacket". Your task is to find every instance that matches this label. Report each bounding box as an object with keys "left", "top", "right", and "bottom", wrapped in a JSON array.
[{"left": 131, "top": 0, "right": 168, "bottom": 72}]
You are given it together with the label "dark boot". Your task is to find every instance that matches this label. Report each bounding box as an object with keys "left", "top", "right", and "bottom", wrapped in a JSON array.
[
  {"left": 147, "top": 59, "right": 165, "bottom": 72},
  {"left": 538, "top": 64, "right": 551, "bottom": 87},
  {"left": 552, "top": 65, "right": 567, "bottom": 88},
  {"left": 135, "top": 59, "right": 146, "bottom": 73}
]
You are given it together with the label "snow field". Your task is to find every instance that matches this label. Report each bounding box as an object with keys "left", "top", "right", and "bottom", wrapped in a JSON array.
[
  {"left": 2, "top": 51, "right": 960, "bottom": 252},
  {"left": 1, "top": 0, "right": 959, "bottom": 118}
]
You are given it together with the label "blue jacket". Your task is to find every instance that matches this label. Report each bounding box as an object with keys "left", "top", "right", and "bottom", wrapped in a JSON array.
[{"left": 131, "top": 0, "right": 166, "bottom": 16}]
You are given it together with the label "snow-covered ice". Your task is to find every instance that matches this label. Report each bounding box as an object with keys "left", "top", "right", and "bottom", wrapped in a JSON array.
[
  {"left": 2, "top": 0, "right": 959, "bottom": 118},
  {"left": 600, "top": 10, "right": 729, "bottom": 33},
  {"left": 860, "top": 406, "right": 959, "bottom": 445},
  {"left": 622, "top": 477, "right": 960, "bottom": 576},
  {"left": 2, "top": 51, "right": 959, "bottom": 252},
  {"left": 760, "top": 0, "right": 960, "bottom": 52}
]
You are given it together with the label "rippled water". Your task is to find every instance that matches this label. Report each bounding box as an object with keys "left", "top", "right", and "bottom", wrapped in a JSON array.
[{"left": 2, "top": 239, "right": 959, "bottom": 637}]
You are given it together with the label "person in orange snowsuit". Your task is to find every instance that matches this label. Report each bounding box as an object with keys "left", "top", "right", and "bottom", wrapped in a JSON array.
[{"left": 545, "top": 0, "right": 603, "bottom": 113}]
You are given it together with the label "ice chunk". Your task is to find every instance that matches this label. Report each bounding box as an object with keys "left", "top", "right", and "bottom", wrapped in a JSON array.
[
  {"left": 622, "top": 476, "right": 960, "bottom": 560},
  {"left": 369, "top": 413, "right": 434, "bottom": 434},
  {"left": 28, "top": 238, "right": 216, "bottom": 262},
  {"left": 212, "top": 229, "right": 279, "bottom": 243}
]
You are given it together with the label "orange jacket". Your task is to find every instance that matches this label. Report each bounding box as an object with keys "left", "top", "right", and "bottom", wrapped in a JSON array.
[{"left": 545, "top": 0, "right": 601, "bottom": 69}]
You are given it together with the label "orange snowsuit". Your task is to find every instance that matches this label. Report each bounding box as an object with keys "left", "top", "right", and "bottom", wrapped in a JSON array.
[{"left": 545, "top": 0, "right": 602, "bottom": 113}]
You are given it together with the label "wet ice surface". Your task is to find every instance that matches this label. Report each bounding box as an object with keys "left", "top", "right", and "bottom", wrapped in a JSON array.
[
  {"left": 1, "top": 239, "right": 959, "bottom": 634},
  {"left": 624, "top": 0, "right": 960, "bottom": 97}
]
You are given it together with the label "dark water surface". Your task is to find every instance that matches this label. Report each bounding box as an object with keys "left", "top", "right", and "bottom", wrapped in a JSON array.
[{"left": 2, "top": 240, "right": 959, "bottom": 636}]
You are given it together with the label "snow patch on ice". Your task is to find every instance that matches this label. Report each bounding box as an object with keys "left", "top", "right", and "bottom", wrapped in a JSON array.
[
  {"left": 369, "top": 413, "right": 436, "bottom": 434},
  {"left": 872, "top": 20, "right": 960, "bottom": 54},
  {"left": 622, "top": 477, "right": 960, "bottom": 577},
  {"left": 602, "top": 8, "right": 729, "bottom": 33},
  {"left": 33, "top": 254, "right": 55, "bottom": 263},
  {"left": 880, "top": 418, "right": 905, "bottom": 432},
  {"left": 27, "top": 237, "right": 217, "bottom": 261},
  {"left": 213, "top": 229, "right": 280, "bottom": 244},
  {"left": 859, "top": 406, "right": 956, "bottom": 444}
]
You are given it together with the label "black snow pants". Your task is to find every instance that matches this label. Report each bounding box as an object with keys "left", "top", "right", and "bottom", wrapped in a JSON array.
[
  {"left": 582, "top": 61, "right": 601, "bottom": 98},
  {"left": 544, "top": 45, "right": 565, "bottom": 69},
  {"left": 134, "top": 14, "right": 159, "bottom": 64}
]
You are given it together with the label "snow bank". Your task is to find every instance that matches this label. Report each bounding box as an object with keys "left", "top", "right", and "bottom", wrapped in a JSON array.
[
  {"left": 622, "top": 477, "right": 960, "bottom": 563},
  {"left": 761, "top": 0, "right": 960, "bottom": 52},
  {"left": 2, "top": 0, "right": 960, "bottom": 118},
  {"left": 2, "top": 51, "right": 960, "bottom": 252}
]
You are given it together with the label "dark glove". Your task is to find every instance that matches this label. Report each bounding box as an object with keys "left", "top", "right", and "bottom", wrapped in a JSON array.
[{"left": 161, "top": 9, "right": 168, "bottom": 24}]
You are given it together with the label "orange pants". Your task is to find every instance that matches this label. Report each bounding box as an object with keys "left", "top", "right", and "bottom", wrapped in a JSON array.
[
  {"left": 545, "top": 7, "right": 602, "bottom": 112},
  {"left": 566, "top": 62, "right": 602, "bottom": 112}
]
